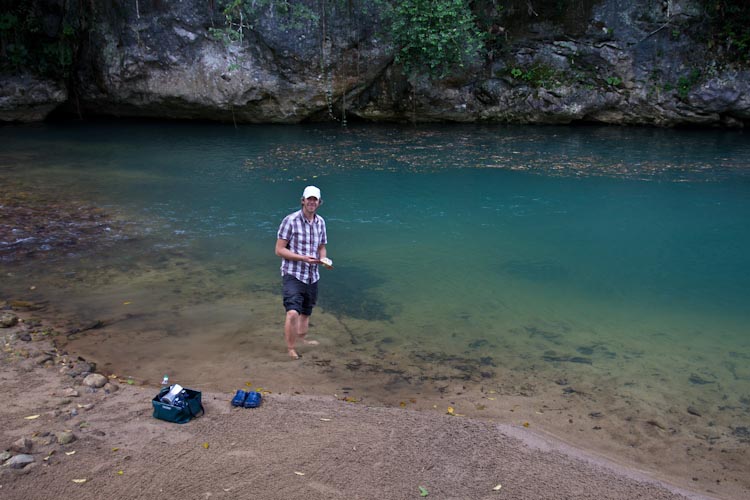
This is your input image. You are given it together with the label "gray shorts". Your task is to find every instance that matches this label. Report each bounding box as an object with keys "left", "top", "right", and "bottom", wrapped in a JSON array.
[{"left": 282, "top": 274, "right": 318, "bottom": 316}]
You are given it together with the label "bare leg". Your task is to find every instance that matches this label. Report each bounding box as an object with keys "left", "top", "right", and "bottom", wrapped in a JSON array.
[
  {"left": 297, "top": 314, "right": 319, "bottom": 345},
  {"left": 285, "top": 310, "right": 301, "bottom": 359}
]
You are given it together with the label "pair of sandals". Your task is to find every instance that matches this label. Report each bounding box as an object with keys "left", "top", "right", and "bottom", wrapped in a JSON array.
[{"left": 231, "top": 390, "right": 262, "bottom": 408}]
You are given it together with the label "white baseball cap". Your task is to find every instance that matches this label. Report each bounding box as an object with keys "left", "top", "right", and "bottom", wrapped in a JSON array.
[{"left": 302, "top": 185, "right": 321, "bottom": 199}]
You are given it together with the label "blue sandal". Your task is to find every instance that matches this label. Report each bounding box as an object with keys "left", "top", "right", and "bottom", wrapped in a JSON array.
[
  {"left": 231, "top": 390, "right": 247, "bottom": 407},
  {"left": 243, "top": 391, "right": 262, "bottom": 408}
]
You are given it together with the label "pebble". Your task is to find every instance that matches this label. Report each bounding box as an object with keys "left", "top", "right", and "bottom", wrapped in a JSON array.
[
  {"left": 67, "top": 361, "right": 95, "bottom": 377},
  {"left": 0, "top": 311, "right": 19, "bottom": 327},
  {"left": 0, "top": 451, "right": 12, "bottom": 462},
  {"left": 11, "top": 437, "right": 33, "bottom": 454},
  {"left": 83, "top": 373, "right": 107, "bottom": 388},
  {"left": 63, "top": 387, "right": 80, "bottom": 397},
  {"left": 32, "top": 433, "right": 56, "bottom": 446},
  {"left": 56, "top": 430, "right": 76, "bottom": 445},
  {"left": 103, "top": 382, "right": 119, "bottom": 393},
  {"left": 36, "top": 355, "right": 54, "bottom": 365},
  {"left": 687, "top": 406, "right": 702, "bottom": 417},
  {"left": 6, "top": 454, "right": 34, "bottom": 469}
]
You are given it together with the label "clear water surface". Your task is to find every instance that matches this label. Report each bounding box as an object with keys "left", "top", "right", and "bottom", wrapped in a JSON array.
[{"left": 2, "top": 122, "right": 749, "bottom": 476}]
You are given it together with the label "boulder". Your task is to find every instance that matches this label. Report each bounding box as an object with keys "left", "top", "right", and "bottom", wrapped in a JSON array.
[
  {"left": 0, "top": 73, "right": 67, "bottom": 123},
  {"left": 82, "top": 373, "right": 108, "bottom": 388}
]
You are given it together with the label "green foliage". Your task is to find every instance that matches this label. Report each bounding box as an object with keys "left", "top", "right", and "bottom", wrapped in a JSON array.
[
  {"left": 661, "top": 69, "right": 701, "bottom": 99},
  {"left": 0, "top": 12, "right": 18, "bottom": 31},
  {"left": 209, "top": 0, "right": 487, "bottom": 80},
  {"left": 676, "top": 68, "right": 701, "bottom": 99},
  {"left": 700, "top": 0, "right": 750, "bottom": 63},
  {"left": 0, "top": 3, "right": 79, "bottom": 78},
  {"left": 209, "top": 0, "right": 321, "bottom": 47},
  {"left": 605, "top": 76, "right": 621, "bottom": 87},
  {"left": 508, "top": 64, "right": 560, "bottom": 88},
  {"left": 389, "top": 0, "right": 486, "bottom": 79}
]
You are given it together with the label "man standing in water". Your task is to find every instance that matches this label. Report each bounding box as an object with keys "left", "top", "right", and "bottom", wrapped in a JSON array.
[{"left": 275, "top": 186, "right": 331, "bottom": 360}]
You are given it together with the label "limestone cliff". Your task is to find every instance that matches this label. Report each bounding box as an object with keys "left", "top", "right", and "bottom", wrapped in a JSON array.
[{"left": 1, "top": 0, "right": 748, "bottom": 126}]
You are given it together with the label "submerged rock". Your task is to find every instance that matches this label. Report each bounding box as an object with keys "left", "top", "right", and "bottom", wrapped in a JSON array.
[{"left": 0, "top": 312, "right": 19, "bottom": 327}]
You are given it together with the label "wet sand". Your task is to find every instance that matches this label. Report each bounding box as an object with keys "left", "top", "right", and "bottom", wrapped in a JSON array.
[{"left": 0, "top": 311, "right": 719, "bottom": 500}]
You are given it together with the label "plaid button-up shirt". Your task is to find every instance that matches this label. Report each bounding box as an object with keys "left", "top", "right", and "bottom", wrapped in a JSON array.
[{"left": 277, "top": 209, "right": 327, "bottom": 284}]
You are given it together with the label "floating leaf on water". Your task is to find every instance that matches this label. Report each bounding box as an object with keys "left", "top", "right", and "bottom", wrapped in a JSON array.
[
  {"left": 319, "top": 418, "right": 332, "bottom": 422},
  {"left": 446, "top": 407, "right": 455, "bottom": 416},
  {"left": 123, "top": 301, "right": 131, "bottom": 305},
  {"left": 493, "top": 483, "right": 502, "bottom": 491},
  {"left": 523, "top": 422, "right": 530, "bottom": 428},
  {"left": 126, "top": 379, "right": 134, "bottom": 385},
  {"left": 25, "top": 414, "right": 40, "bottom": 420},
  {"left": 399, "top": 401, "right": 406, "bottom": 407},
  {"left": 245, "top": 381, "right": 252, "bottom": 387},
  {"left": 202, "top": 442, "right": 209, "bottom": 449},
  {"left": 111, "top": 447, "right": 119, "bottom": 452},
  {"left": 117, "top": 470, "right": 124, "bottom": 475},
  {"left": 72, "top": 479, "right": 87, "bottom": 484},
  {"left": 65, "top": 451, "right": 76, "bottom": 456},
  {"left": 419, "top": 485, "right": 429, "bottom": 496}
]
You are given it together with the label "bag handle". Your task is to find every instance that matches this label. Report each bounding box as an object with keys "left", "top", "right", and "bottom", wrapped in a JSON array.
[{"left": 184, "top": 393, "right": 204, "bottom": 418}]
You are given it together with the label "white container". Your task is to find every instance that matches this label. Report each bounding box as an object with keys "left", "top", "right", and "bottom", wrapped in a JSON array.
[{"left": 161, "top": 384, "right": 183, "bottom": 405}]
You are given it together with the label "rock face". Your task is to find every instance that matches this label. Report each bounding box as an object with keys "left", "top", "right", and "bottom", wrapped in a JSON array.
[
  {"left": 1, "top": 0, "right": 748, "bottom": 126},
  {"left": 0, "top": 73, "right": 67, "bottom": 123}
]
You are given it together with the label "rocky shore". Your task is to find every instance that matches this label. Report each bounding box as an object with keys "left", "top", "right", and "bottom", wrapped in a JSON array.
[{"left": 0, "top": 304, "right": 726, "bottom": 500}]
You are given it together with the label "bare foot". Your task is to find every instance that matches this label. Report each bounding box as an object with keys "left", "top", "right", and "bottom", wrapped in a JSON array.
[
  {"left": 301, "top": 339, "right": 319, "bottom": 346},
  {"left": 288, "top": 349, "right": 301, "bottom": 360}
]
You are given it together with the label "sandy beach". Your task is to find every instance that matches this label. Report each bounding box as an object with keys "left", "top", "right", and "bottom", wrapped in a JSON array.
[{"left": 0, "top": 308, "right": 734, "bottom": 500}]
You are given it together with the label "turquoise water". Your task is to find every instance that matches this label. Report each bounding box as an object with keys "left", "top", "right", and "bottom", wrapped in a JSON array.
[{"left": 2, "top": 122, "right": 750, "bottom": 411}]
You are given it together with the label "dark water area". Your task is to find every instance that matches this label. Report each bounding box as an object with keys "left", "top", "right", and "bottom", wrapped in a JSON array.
[{"left": 2, "top": 120, "right": 750, "bottom": 496}]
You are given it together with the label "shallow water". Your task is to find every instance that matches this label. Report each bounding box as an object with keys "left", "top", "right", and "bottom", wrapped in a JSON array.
[{"left": 2, "top": 121, "right": 750, "bottom": 493}]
